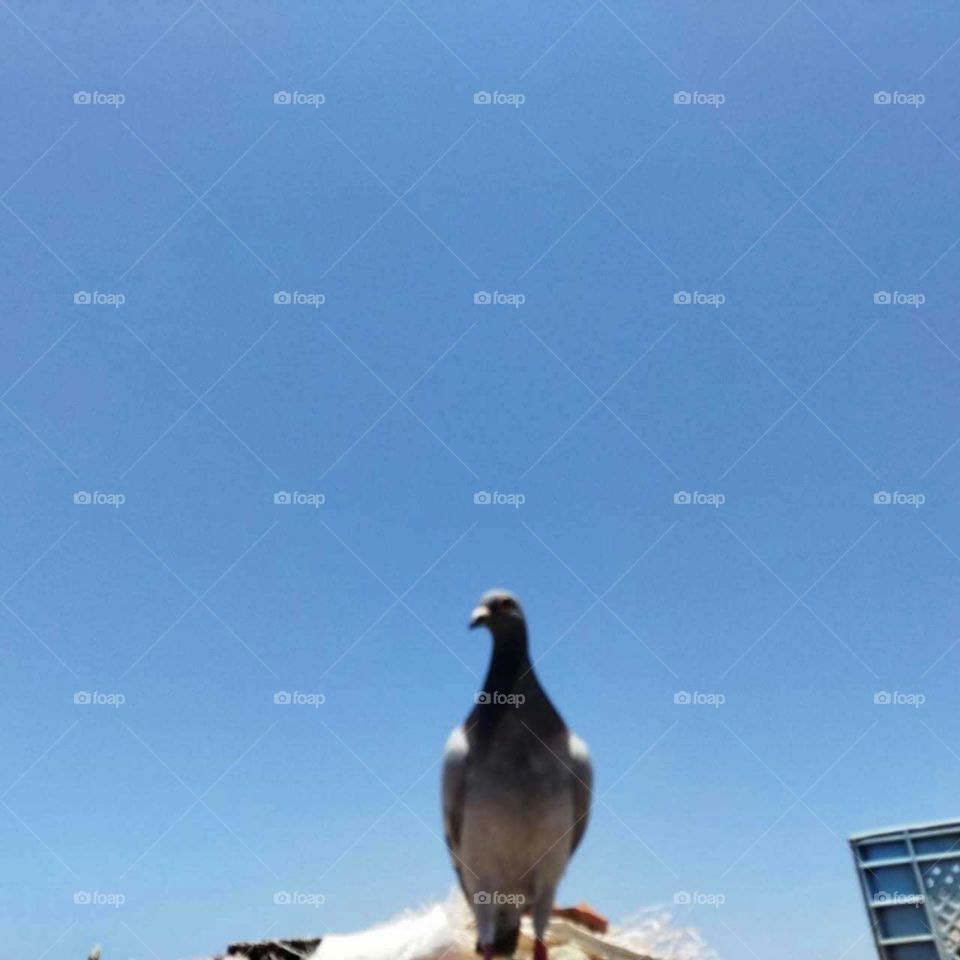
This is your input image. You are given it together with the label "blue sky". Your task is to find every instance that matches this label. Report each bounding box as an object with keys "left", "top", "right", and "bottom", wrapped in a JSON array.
[{"left": 2, "top": 2, "right": 960, "bottom": 959}]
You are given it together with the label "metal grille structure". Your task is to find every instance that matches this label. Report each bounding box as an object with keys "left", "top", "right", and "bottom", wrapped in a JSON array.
[{"left": 851, "top": 820, "right": 960, "bottom": 960}]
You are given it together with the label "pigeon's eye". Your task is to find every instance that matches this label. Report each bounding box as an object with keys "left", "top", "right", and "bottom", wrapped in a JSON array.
[{"left": 500, "top": 598, "right": 515, "bottom": 612}]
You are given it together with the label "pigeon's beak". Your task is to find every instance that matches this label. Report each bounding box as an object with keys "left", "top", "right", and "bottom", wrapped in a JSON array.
[{"left": 469, "top": 604, "right": 490, "bottom": 629}]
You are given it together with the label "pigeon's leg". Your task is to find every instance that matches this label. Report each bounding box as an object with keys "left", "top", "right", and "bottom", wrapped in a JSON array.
[
  {"left": 532, "top": 887, "right": 555, "bottom": 960},
  {"left": 475, "top": 898, "right": 496, "bottom": 959}
]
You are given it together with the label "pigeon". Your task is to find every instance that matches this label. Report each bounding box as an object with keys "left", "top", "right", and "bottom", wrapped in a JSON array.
[{"left": 442, "top": 590, "right": 593, "bottom": 960}]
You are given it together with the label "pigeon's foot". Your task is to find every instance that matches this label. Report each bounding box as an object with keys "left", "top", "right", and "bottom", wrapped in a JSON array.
[
  {"left": 480, "top": 946, "right": 493, "bottom": 960},
  {"left": 533, "top": 938, "right": 548, "bottom": 960}
]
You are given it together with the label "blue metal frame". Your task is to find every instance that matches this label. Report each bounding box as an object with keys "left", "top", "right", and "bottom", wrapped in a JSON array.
[{"left": 850, "top": 819, "right": 960, "bottom": 960}]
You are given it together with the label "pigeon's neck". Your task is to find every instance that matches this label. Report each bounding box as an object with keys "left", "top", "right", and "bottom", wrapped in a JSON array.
[
  {"left": 468, "top": 624, "right": 566, "bottom": 742},
  {"left": 482, "top": 626, "right": 533, "bottom": 694}
]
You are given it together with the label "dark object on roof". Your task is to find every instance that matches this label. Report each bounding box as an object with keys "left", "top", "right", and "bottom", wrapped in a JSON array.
[{"left": 224, "top": 937, "right": 322, "bottom": 960}]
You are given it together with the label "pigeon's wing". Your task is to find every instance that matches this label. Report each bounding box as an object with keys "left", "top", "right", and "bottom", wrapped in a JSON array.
[
  {"left": 442, "top": 726, "right": 470, "bottom": 894},
  {"left": 567, "top": 732, "right": 593, "bottom": 856}
]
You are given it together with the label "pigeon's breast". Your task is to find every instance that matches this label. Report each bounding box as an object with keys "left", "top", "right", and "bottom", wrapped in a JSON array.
[
  {"left": 458, "top": 729, "right": 576, "bottom": 895},
  {"left": 459, "top": 779, "right": 575, "bottom": 897}
]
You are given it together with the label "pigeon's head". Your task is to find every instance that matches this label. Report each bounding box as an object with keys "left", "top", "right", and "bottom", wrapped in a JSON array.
[{"left": 469, "top": 589, "right": 524, "bottom": 632}]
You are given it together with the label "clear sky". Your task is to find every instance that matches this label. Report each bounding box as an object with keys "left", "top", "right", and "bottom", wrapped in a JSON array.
[{"left": 2, "top": 3, "right": 960, "bottom": 959}]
